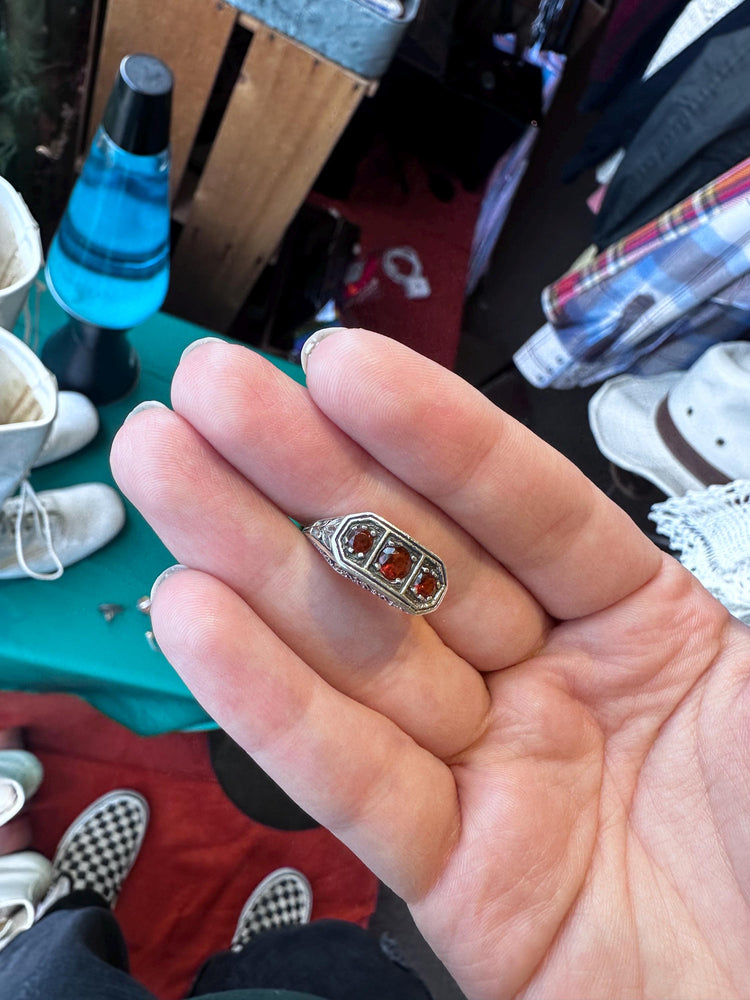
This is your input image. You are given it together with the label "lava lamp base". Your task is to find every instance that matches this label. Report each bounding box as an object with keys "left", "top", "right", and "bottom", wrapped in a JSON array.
[{"left": 41, "top": 319, "right": 140, "bottom": 405}]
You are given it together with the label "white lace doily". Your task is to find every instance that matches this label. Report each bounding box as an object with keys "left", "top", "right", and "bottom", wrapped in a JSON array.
[{"left": 650, "top": 480, "right": 750, "bottom": 625}]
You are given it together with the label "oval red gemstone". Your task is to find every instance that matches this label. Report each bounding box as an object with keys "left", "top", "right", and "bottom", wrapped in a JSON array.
[
  {"left": 350, "top": 530, "right": 373, "bottom": 555},
  {"left": 414, "top": 572, "right": 438, "bottom": 598},
  {"left": 377, "top": 544, "right": 412, "bottom": 581}
]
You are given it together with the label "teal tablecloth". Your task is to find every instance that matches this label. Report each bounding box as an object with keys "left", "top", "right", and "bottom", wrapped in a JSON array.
[{"left": 0, "top": 289, "right": 304, "bottom": 734}]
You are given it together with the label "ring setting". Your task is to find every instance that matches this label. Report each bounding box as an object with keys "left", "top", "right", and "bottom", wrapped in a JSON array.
[{"left": 302, "top": 512, "right": 447, "bottom": 615}]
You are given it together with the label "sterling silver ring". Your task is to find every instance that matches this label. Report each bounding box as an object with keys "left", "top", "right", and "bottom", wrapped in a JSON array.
[{"left": 302, "top": 512, "right": 447, "bottom": 615}]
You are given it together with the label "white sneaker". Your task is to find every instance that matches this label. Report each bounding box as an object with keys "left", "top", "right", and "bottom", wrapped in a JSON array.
[
  {"left": 0, "top": 481, "right": 125, "bottom": 580},
  {"left": 0, "top": 852, "right": 52, "bottom": 952},
  {"left": 33, "top": 392, "right": 99, "bottom": 468},
  {"left": 0, "top": 750, "right": 43, "bottom": 825}
]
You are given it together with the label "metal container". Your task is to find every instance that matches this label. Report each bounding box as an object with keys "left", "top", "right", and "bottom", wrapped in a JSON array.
[{"left": 229, "top": 0, "right": 420, "bottom": 79}]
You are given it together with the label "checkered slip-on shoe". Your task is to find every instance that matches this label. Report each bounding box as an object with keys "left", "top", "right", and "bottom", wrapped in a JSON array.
[
  {"left": 36, "top": 789, "right": 148, "bottom": 918},
  {"left": 231, "top": 867, "right": 313, "bottom": 952}
]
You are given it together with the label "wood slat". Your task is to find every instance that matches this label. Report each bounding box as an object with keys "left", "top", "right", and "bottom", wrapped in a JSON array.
[
  {"left": 236, "top": 11, "right": 379, "bottom": 96},
  {"left": 87, "top": 0, "right": 236, "bottom": 198},
  {"left": 167, "top": 27, "right": 368, "bottom": 331}
]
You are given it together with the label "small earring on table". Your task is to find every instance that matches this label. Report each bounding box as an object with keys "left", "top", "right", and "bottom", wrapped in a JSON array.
[{"left": 137, "top": 595, "right": 158, "bottom": 650}]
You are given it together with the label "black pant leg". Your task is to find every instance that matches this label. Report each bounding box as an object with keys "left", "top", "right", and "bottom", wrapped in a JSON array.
[
  {"left": 0, "top": 898, "right": 157, "bottom": 1000},
  {"left": 189, "top": 919, "right": 433, "bottom": 1000}
]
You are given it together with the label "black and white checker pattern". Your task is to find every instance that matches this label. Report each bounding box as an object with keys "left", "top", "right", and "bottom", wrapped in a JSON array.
[
  {"left": 50, "top": 790, "right": 149, "bottom": 906},
  {"left": 231, "top": 867, "right": 312, "bottom": 951}
]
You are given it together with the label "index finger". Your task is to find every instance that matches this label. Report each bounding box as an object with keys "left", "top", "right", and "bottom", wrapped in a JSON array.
[{"left": 304, "top": 329, "right": 661, "bottom": 620}]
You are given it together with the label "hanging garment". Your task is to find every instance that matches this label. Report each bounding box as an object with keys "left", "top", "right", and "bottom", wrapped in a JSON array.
[
  {"left": 645, "top": 0, "right": 747, "bottom": 76},
  {"left": 594, "top": 0, "right": 747, "bottom": 187},
  {"left": 582, "top": 0, "right": 690, "bottom": 112},
  {"left": 517, "top": 280, "right": 750, "bottom": 388},
  {"left": 513, "top": 184, "right": 750, "bottom": 388},
  {"left": 467, "top": 45, "right": 567, "bottom": 294},
  {"left": 593, "top": 24, "right": 750, "bottom": 246},
  {"left": 596, "top": 126, "right": 750, "bottom": 246},
  {"left": 564, "top": 4, "right": 750, "bottom": 182},
  {"left": 549, "top": 155, "right": 750, "bottom": 317}
]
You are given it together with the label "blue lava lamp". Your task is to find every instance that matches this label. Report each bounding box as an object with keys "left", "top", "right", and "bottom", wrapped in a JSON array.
[{"left": 42, "top": 53, "right": 173, "bottom": 404}]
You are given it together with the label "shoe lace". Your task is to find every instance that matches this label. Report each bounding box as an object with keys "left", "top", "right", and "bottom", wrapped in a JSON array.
[{"left": 2, "top": 480, "right": 64, "bottom": 581}]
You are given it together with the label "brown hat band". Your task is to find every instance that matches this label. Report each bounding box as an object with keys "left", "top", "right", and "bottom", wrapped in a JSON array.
[{"left": 655, "top": 397, "right": 731, "bottom": 488}]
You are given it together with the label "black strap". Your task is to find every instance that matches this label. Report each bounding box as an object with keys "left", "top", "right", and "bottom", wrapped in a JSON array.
[{"left": 655, "top": 397, "right": 731, "bottom": 487}]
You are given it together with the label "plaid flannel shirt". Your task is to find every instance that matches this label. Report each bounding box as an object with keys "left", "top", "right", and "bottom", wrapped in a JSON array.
[{"left": 515, "top": 157, "right": 750, "bottom": 388}]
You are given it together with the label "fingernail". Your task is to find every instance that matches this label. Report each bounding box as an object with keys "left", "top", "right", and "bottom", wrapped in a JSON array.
[
  {"left": 300, "top": 327, "right": 347, "bottom": 376},
  {"left": 124, "top": 399, "right": 168, "bottom": 422},
  {"left": 180, "top": 336, "right": 224, "bottom": 363},
  {"left": 151, "top": 563, "right": 188, "bottom": 602}
]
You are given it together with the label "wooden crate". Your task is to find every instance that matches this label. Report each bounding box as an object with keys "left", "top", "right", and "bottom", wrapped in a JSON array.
[{"left": 88, "top": 0, "right": 376, "bottom": 331}]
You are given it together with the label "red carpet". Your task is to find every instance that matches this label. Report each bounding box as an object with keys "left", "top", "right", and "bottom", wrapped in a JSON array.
[
  {"left": 0, "top": 692, "right": 378, "bottom": 999},
  {"left": 313, "top": 150, "right": 483, "bottom": 370}
]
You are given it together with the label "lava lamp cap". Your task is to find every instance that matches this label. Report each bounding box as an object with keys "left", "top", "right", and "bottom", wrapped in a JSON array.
[{"left": 103, "top": 53, "right": 173, "bottom": 155}]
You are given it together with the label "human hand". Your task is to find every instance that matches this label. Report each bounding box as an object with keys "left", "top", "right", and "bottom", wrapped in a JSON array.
[{"left": 111, "top": 330, "right": 750, "bottom": 999}]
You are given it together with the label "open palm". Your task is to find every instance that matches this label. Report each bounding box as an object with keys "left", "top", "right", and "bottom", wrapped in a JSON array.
[{"left": 111, "top": 330, "right": 750, "bottom": 1000}]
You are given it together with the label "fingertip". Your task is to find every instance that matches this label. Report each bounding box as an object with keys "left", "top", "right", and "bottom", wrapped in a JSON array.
[
  {"left": 179, "top": 336, "right": 226, "bottom": 364},
  {"left": 300, "top": 326, "right": 351, "bottom": 375},
  {"left": 175, "top": 337, "right": 252, "bottom": 393},
  {"left": 123, "top": 399, "right": 170, "bottom": 422},
  {"left": 151, "top": 563, "right": 189, "bottom": 604},
  {"left": 110, "top": 396, "right": 174, "bottom": 481}
]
